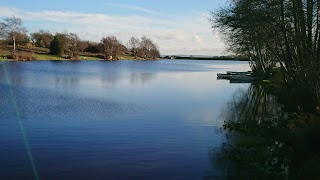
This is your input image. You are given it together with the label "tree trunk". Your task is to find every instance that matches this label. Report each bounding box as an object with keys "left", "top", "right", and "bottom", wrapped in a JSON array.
[{"left": 13, "top": 33, "right": 16, "bottom": 59}]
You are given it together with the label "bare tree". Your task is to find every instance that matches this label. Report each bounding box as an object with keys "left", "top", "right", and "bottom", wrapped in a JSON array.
[
  {"left": 100, "top": 36, "right": 126, "bottom": 60},
  {"left": 78, "top": 40, "right": 90, "bottom": 53},
  {"left": 211, "top": 0, "right": 320, "bottom": 104},
  {"left": 128, "top": 36, "right": 140, "bottom": 57},
  {"left": 0, "top": 16, "right": 27, "bottom": 59},
  {"left": 150, "top": 43, "right": 160, "bottom": 58},
  {"left": 31, "top": 30, "right": 54, "bottom": 48},
  {"left": 138, "top": 36, "right": 160, "bottom": 59},
  {"left": 10, "top": 32, "right": 30, "bottom": 46},
  {"left": 64, "top": 33, "right": 81, "bottom": 59},
  {"left": 84, "top": 42, "right": 101, "bottom": 53}
]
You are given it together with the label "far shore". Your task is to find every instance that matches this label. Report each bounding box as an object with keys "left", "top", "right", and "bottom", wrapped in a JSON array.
[
  {"left": 0, "top": 45, "right": 247, "bottom": 62},
  {"left": 0, "top": 57, "right": 249, "bottom": 62},
  {"left": 167, "top": 55, "right": 249, "bottom": 61}
]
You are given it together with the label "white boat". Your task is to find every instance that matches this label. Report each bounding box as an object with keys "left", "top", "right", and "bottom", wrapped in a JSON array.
[{"left": 217, "top": 71, "right": 254, "bottom": 82}]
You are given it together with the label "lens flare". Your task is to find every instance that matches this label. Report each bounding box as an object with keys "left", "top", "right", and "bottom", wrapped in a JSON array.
[{"left": 2, "top": 63, "right": 40, "bottom": 180}]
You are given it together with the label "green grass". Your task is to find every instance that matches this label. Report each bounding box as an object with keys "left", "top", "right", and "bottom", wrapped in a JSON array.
[
  {"left": 0, "top": 45, "right": 11, "bottom": 60},
  {"left": 0, "top": 57, "right": 8, "bottom": 61},
  {"left": 34, "top": 54, "right": 104, "bottom": 61},
  {"left": 2, "top": 53, "right": 136, "bottom": 61},
  {"left": 34, "top": 53, "right": 66, "bottom": 60},
  {"left": 119, "top": 55, "right": 136, "bottom": 60},
  {"left": 0, "top": 45, "right": 141, "bottom": 61},
  {"left": 0, "top": 50, "right": 147, "bottom": 61}
]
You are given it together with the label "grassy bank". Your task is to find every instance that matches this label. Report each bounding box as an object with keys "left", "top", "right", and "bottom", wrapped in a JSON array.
[
  {"left": 0, "top": 45, "right": 146, "bottom": 61},
  {"left": 0, "top": 44, "right": 11, "bottom": 61}
]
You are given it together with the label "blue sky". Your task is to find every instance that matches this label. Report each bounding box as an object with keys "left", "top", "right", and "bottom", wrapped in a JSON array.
[{"left": 0, "top": 0, "right": 228, "bottom": 55}]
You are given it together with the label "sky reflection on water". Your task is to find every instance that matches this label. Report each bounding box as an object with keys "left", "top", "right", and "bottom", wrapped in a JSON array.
[{"left": 0, "top": 60, "right": 250, "bottom": 180}]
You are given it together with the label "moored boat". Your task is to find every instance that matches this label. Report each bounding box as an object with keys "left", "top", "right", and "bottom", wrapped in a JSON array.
[
  {"left": 217, "top": 71, "right": 254, "bottom": 82},
  {"left": 217, "top": 73, "right": 231, "bottom": 79}
]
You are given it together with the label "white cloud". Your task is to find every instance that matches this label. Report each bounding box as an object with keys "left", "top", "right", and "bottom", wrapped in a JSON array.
[
  {"left": 0, "top": 6, "right": 226, "bottom": 56},
  {"left": 103, "top": 2, "right": 161, "bottom": 16}
]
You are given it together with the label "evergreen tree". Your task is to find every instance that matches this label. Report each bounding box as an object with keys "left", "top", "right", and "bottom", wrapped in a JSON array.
[{"left": 50, "top": 34, "right": 65, "bottom": 56}]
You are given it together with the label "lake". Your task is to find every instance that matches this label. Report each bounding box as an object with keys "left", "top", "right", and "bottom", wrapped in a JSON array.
[{"left": 0, "top": 60, "right": 250, "bottom": 180}]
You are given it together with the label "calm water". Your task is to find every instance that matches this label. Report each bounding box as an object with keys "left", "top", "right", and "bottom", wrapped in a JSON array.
[{"left": 0, "top": 60, "right": 250, "bottom": 180}]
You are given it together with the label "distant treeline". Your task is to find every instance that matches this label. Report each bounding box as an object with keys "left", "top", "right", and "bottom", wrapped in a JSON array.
[
  {"left": 172, "top": 56, "right": 248, "bottom": 61},
  {"left": 0, "top": 16, "right": 160, "bottom": 60}
]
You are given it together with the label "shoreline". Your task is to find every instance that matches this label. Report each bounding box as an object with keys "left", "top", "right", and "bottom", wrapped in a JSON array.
[
  {"left": 0, "top": 56, "right": 251, "bottom": 62},
  {"left": 0, "top": 58, "right": 249, "bottom": 62}
]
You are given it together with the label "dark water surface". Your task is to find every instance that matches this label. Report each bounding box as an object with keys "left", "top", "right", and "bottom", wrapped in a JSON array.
[{"left": 0, "top": 60, "right": 250, "bottom": 180}]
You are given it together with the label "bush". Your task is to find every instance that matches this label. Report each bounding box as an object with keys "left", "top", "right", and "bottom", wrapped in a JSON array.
[{"left": 16, "top": 52, "right": 35, "bottom": 61}]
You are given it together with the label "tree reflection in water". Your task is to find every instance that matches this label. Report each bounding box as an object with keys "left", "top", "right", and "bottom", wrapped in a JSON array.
[{"left": 212, "top": 84, "right": 320, "bottom": 179}]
